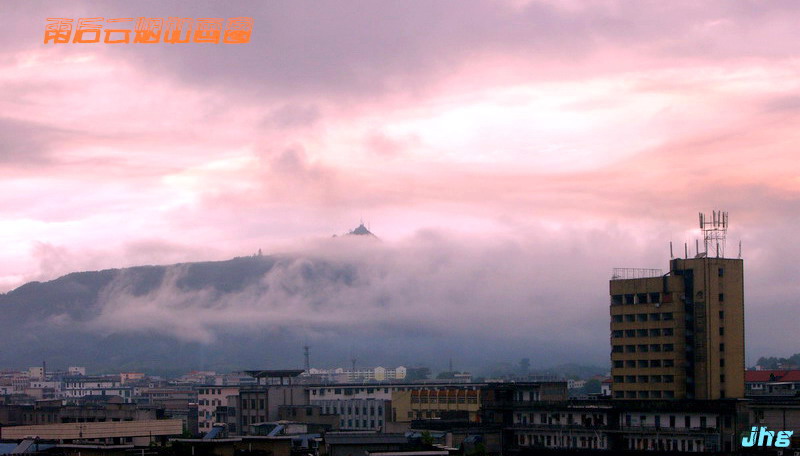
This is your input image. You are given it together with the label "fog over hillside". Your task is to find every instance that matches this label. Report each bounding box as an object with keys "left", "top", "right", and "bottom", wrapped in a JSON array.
[
  {"left": 0, "top": 230, "right": 618, "bottom": 373},
  {"left": 1, "top": 223, "right": 795, "bottom": 375}
]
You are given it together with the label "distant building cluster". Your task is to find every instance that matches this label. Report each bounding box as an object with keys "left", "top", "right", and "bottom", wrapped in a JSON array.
[{"left": 304, "top": 366, "right": 408, "bottom": 383}]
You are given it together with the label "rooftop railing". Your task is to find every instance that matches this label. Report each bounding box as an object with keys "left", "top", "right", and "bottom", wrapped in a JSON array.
[{"left": 611, "top": 268, "right": 663, "bottom": 280}]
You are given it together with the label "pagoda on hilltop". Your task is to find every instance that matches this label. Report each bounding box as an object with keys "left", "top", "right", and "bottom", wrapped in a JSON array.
[{"left": 333, "top": 221, "right": 379, "bottom": 239}]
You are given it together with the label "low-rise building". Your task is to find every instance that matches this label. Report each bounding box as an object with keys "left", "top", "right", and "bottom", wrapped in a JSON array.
[
  {"left": 63, "top": 376, "right": 133, "bottom": 403},
  {"left": 0, "top": 418, "right": 183, "bottom": 445},
  {"left": 745, "top": 370, "right": 800, "bottom": 397},
  {"left": 197, "top": 386, "right": 239, "bottom": 434},
  {"left": 313, "top": 398, "right": 390, "bottom": 430},
  {"left": 392, "top": 388, "right": 480, "bottom": 423},
  {"left": 482, "top": 394, "right": 750, "bottom": 454},
  {"left": 278, "top": 405, "right": 339, "bottom": 431}
]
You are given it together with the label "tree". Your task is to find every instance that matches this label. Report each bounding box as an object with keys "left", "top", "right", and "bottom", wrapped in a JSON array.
[
  {"left": 756, "top": 353, "right": 800, "bottom": 369},
  {"left": 583, "top": 379, "right": 601, "bottom": 394},
  {"left": 406, "top": 367, "right": 431, "bottom": 381},
  {"left": 519, "top": 358, "right": 530, "bottom": 374},
  {"left": 466, "top": 443, "right": 486, "bottom": 456}
]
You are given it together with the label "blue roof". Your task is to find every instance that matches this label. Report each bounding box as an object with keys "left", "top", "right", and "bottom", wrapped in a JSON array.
[{"left": 202, "top": 426, "right": 224, "bottom": 440}]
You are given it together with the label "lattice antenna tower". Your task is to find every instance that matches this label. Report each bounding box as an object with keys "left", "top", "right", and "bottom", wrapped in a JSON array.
[{"left": 699, "top": 210, "right": 728, "bottom": 258}]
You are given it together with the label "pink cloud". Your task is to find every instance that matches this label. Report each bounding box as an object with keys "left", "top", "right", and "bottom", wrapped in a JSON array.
[{"left": 0, "top": 0, "right": 799, "bottom": 362}]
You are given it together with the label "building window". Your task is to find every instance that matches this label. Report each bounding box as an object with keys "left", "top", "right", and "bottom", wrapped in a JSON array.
[
  {"left": 625, "top": 329, "right": 635, "bottom": 337},
  {"left": 636, "top": 293, "right": 648, "bottom": 304},
  {"left": 720, "top": 359, "right": 725, "bottom": 367},
  {"left": 719, "top": 343, "right": 725, "bottom": 351},
  {"left": 650, "top": 360, "right": 661, "bottom": 367},
  {"left": 719, "top": 311, "right": 724, "bottom": 319},
  {"left": 719, "top": 327, "right": 725, "bottom": 336},
  {"left": 718, "top": 268, "right": 724, "bottom": 277},
  {"left": 612, "top": 330, "right": 623, "bottom": 338},
  {"left": 625, "top": 314, "right": 635, "bottom": 322},
  {"left": 663, "top": 328, "right": 674, "bottom": 336},
  {"left": 637, "top": 329, "right": 648, "bottom": 337},
  {"left": 613, "top": 315, "right": 623, "bottom": 323},
  {"left": 637, "top": 314, "right": 648, "bottom": 322},
  {"left": 637, "top": 360, "right": 648, "bottom": 368},
  {"left": 720, "top": 375, "right": 725, "bottom": 383},
  {"left": 718, "top": 293, "right": 724, "bottom": 302},
  {"left": 649, "top": 292, "right": 661, "bottom": 303},
  {"left": 662, "top": 312, "right": 674, "bottom": 321},
  {"left": 626, "top": 360, "right": 636, "bottom": 368},
  {"left": 663, "top": 344, "right": 674, "bottom": 352},
  {"left": 612, "top": 295, "right": 623, "bottom": 305}
]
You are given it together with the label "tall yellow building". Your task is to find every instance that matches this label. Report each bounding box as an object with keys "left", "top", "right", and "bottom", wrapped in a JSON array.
[{"left": 609, "top": 251, "right": 744, "bottom": 400}]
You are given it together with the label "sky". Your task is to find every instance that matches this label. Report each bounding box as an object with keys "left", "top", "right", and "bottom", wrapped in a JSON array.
[{"left": 1, "top": 0, "right": 800, "bottom": 367}]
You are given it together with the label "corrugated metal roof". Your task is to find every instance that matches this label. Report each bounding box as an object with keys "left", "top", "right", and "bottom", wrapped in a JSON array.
[
  {"left": 244, "top": 370, "right": 304, "bottom": 378},
  {"left": 745, "top": 370, "right": 800, "bottom": 382},
  {"left": 325, "top": 433, "right": 408, "bottom": 445},
  {"left": 0, "top": 443, "right": 19, "bottom": 454}
]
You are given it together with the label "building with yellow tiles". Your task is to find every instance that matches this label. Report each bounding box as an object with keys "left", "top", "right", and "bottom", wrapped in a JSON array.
[
  {"left": 391, "top": 388, "right": 481, "bottom": 422},
  {"left": 609, "top": 251, "right": 744, "bottom": 400}
]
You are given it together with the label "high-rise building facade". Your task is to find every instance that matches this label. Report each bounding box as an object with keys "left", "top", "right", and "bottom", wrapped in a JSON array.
[{"left": 609, "top": 256, "right": 744, "bottom": 400}]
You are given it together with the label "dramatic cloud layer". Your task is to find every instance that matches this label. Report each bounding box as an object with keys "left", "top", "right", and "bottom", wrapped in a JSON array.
[{"left": 1, "top": 0, "right": 799, "bottom": 366}]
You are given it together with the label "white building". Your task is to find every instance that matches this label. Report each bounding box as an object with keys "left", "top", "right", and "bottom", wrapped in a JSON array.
[
  {"left": 601, "top": 379, "right": 612, "bottom": 397},
  {"left": 312, "top": 398, "right": 390, "bottom": 430},
  {"left": 28, "top": 367, "right": 44, "bottom": 380},
  {"left": 63, "top": 376, "right": 133, "bottom": 402},
  {"left": 305, "top": 366, "right": 407, "bottom": 383},
  {"left": 567, "top": 379, "right": 587, "bottom": 390}
]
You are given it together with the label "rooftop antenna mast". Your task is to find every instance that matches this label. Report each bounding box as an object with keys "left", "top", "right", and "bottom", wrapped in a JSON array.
[{"left": 699, "top": 210, "right": 728, "bottom": 258}]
